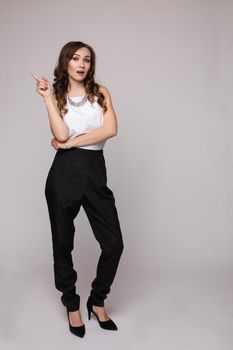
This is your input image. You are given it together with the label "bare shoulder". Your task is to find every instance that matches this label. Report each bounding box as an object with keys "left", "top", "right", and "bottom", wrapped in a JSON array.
[
  {"left": 98, "top": 84, "right": 117, "bottom": 133},
  {"left": 99, "top": 84, "right": 112, "bottom": 103}
]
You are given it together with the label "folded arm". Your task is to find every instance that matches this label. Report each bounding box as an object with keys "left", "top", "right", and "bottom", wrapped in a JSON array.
[{"left": 69, "top": 127, "right": 116, "bottom": 147}]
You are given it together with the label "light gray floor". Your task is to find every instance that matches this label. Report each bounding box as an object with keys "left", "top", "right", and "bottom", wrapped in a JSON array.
[{"left": 1, "top": 268, "right": 233, "bottom": 350}]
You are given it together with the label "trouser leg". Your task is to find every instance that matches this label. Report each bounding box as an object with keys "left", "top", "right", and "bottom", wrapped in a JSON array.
[
  {"left": 45, "top": 200, "right": 82, "bottom": 311},
  {"left": 44, "top": 152, "right": 83, "bottom": 311},
  {"left": 82, "top": 157, "right": 124, "bottom": 307}
]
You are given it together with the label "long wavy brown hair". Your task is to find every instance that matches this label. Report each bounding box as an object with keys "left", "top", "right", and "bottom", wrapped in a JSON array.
[{"left": 52, "top": 41, "right": 107, "bottom": 117}]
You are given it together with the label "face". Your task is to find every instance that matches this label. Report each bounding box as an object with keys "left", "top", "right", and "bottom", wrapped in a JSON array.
[{"left": 67, "top": 47, "right": 91, "bottom": 81}]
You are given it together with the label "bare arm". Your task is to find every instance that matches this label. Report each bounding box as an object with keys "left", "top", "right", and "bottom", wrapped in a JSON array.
[
  {"left": 61, "top": 85, "right": 118, "bottom": 148},
  {"left": 69, "top": 127, "right": 115, "bottom": 147},
  {"left": 31, "top": 72, "right": 69, "bottom": 142},
  {"left": 44, "top": 94, "right": 70, "bottom": 142}
]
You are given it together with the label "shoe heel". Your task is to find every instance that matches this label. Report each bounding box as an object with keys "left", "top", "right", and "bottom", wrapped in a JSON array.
[{"left": 86, "top": 302, "right": 91, "bottom": 320}]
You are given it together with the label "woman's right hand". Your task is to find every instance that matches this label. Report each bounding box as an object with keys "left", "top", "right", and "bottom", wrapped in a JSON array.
[{"left": 31, "top": 72, "right": 52, "bottom": 98}]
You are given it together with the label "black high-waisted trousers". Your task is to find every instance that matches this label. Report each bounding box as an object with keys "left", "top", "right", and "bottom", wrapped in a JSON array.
[{"left": 44, "top": 147, "right": 124, "bottom": 312}]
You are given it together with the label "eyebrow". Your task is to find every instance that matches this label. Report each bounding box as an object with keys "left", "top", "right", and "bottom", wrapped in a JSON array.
[{"left": 73, "top": 54, "right": 91, "bottom": 58}]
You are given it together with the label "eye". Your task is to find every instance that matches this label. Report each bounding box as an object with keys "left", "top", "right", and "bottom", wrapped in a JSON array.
[{"left": 85, "top": 59, "right": 90, "bottom": 63}]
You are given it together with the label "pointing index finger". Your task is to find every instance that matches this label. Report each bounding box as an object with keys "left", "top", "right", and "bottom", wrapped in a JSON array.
[{"left": 31, "top": 72, "right": 42, "bottom": 82}]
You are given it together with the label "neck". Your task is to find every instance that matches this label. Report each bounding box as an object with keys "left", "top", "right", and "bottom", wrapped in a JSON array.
[{"left": 67, "top": 79, "right": 86, "bottom": 96}]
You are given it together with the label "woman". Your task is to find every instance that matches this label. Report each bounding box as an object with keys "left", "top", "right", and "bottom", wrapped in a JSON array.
[{"left": 31, "top": 41, "right": 124, "bottom": 338}]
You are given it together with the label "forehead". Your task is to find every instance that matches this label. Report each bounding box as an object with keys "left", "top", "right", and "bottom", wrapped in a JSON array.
[{"left": 73, "top": 47, "right": 91, "bottom": 57}]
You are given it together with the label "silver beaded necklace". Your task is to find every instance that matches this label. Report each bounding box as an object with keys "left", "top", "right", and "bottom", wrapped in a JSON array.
[{"left": 67, "top": 94, "right": 88, "bottom": 107}]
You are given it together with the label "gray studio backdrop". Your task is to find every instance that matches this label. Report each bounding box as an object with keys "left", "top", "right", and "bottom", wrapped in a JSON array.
[{"left": 0, "top": 0, "right": 232, "bottom": 324}]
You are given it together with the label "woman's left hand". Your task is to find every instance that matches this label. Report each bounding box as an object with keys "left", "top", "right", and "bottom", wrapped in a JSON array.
[{"left": 51, "top": 137, "right": 73, "bottom": 150}]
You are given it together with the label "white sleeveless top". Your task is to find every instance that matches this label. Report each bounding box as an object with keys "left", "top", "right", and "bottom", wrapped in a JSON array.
[{"left": 63, "top": 95, "right": 106, "bottom": 150}]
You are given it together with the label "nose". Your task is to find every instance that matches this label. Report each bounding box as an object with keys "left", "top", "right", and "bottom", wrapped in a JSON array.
[{"left": 78, "top": 61, "right": 85, "bottom": 68}]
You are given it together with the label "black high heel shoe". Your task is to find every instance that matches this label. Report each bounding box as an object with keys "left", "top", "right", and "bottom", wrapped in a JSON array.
[
  {"left": 66, "top": 309, "right": 86, "bottom": 338},
  {"left": 86, "top": 299, "right": 118, "bottom": 330}
]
